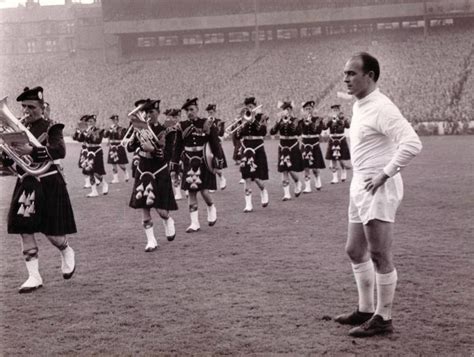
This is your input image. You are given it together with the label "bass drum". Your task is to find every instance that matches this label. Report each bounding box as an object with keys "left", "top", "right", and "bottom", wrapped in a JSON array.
[{"left": 203, "top": 142, "right": 217, "bottom": 174}]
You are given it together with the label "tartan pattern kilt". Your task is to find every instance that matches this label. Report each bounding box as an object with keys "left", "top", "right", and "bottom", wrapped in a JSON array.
[
  {"left": 129, "top": 158, "right": 178, "bottom": 210},
  {"left": 277, "top": 140, "right": 304, "bottom": 173},
  {"left": 301, "top": 138, "right": 326, "bottom": 169},
  {"left": 8, "top": 173, "right": 77, "bottom": 235},
  {"left": 325, "top": 137, "right": 350, "bottom": 161},
  {"left": 81, "top": 147, "right": 106, "bottom": 176},
  {"left": 107, "top": 144, "right": 129, "bottom": 165},
  {"left": 239, "top": 139, "right": 269, "bottom": 180},
  {"left": 181, "top": 151, "right": 217, "bottom": 191}
]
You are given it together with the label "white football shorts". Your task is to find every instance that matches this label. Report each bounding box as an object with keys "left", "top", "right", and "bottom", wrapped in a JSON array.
[{"left": 348, "top": 172, "right": 404, "bottom": 225}]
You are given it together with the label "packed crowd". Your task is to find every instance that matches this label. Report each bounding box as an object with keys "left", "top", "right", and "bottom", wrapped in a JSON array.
[
  {"left": 102, "top": 0, "right": 431, "bottom": 22},
  {"left": 1, "top": 27, "right": 472, "bottom": 135}
]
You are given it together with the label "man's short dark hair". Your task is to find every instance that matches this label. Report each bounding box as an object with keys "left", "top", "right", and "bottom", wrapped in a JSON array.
[{"left": 353, "top": 52, "right": 380, "bottom": 82}]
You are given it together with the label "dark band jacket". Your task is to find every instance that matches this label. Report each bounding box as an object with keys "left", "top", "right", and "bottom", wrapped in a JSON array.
[
  {"left": 171, "top": 117, "right": 223, "bottom": 171},
  {"left": 104, "top": 125, "right": 127, "bottom": 141},
  {"left": 23, "top": 118, "right": 65, "bottom": 175},
  {"left": 299, "top": 117, "right": 325, "bottom": 136},
  {"left": 235, "top": 113, "right": 268, "bottom": 140},
  {"left": 326, "top": 117, "right": 350, "bottom": 134},
  {"left": 127, "top": 122, "right": 174, "bottom": 162}
]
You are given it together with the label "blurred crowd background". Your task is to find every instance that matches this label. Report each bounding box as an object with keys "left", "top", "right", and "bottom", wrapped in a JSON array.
[{"left": 1, "top": 26, "right": 472, "bottom": 136}]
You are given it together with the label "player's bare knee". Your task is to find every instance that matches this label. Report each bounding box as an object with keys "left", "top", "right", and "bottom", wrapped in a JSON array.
[
  {"left": 369, "top": 250, "right": 392, "bottom": 271},
  {"left": 345, "top": 244, "right": 366, "bottom": 263}
]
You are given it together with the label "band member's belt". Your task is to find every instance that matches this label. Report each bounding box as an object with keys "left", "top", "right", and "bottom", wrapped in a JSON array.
[
  {"left": 109, "top": 140, "right": 121, "bottom": 144},
  {"left": 138, "top": 151, "right": 154, "bottom": 159},
  {"left": 137, "top": 164, "right": 168, "bottom": 179},
  {"left": 88, "top": 147, "right": 102, "bottom": 155},
  {"left": 85, "top": 144, "right": 102, "bottom": 149},
  {"left": 185, "top": 146, "right": 204, "bottom": 152},
  {"left": 38, "top": 170, "right": 59, "bottom": 179},
  {"left": 242, "top": 136, "right": 264, "bottom": 140},
  {"left": 330, "top": 134, "right": 345, "bottom": 140},
  {"left": 279, "top": 135, "right": 298, "bottom": 140},
  {"left": 279, "top": 141, "right": 299, "bottom": 150},
  {"left": 301, "top": 134, "right": 320, "bottom": 139},
  {"left": 18, "top": 170, "right": 58, "bottom": 181}
]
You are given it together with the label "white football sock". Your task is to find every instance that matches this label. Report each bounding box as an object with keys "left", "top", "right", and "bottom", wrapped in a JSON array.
[
  {"left": 352, "top": 260, "right": 375, "bottom": 313},
  {"left": 375, "top": 269, "right": 398, "bottom": 321}
]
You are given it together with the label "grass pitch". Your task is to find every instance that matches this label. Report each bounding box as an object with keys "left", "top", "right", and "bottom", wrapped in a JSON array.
[{"left": 1, "top": 136, "right": 473, "bottom": 355}]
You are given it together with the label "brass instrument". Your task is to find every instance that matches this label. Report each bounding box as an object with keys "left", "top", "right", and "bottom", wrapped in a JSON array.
[
  {"left": 277, "top": 109, "right": 291, "bottom": 124},
  {"left": 120, "top": 103, "right": 147, "bottom": 147},
  {"left": 18, "top": 114, "right": 29, "bottom": 124},
  {"left": 0, "top": 96, "right": 52, "bottom": 176},
  {"left": 120, "top": 103, "right": 162, "bottom": 150},
  {"left": 224, "top": 104, "right": 263, "bottom": 135}
]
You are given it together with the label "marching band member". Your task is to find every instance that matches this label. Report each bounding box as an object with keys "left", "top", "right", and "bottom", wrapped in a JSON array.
[
  {"left": 235, "top": 97, "right": 269, "bottom": 212},
  {"left": 2, "top": 86, "right": 76, "bottom": 293},
  {"left": 76, "top": 114, "right": 109, "bottom": 197},
  {"left": 325, "top": 104, "right": 351, "bottom": 184},
  {"left": 104, "top": 114, "right": 130, "bottom": 183},
  {"left": 206, "top": 103, "right": 227, "bottom": 190},
  {"left": 72, "top": 114, "right": 91, "bottom": 188},
  {"left": 171, "top": 98, "right": 224, "bottom": 233},
  {"left": 126, "top": 99, "right": 177, "bottom": 251},
  {"left": 299, "top": 101, "right": 326, "bottom": 192},
  {"left": 270, "top": 101, "right": 303, "bottom": 201},
  {"left": 165, "top": 108, "right": 184, "bottom": 200}
]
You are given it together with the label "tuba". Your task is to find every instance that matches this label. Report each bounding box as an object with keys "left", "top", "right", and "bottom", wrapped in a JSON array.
[{"left": 0, "top": 97, "right": 52, "bottom": 176}]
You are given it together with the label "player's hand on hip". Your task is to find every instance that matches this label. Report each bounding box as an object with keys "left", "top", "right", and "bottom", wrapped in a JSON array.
[{"left": 364, "top": 172, "right": 389, "bottom": 195}]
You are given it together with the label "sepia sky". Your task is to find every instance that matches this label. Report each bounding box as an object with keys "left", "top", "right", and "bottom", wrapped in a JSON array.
[{"left": 0, "top": 0, "right": 94, "bottom": 8}]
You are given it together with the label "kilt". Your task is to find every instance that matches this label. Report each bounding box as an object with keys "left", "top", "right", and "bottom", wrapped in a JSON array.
[
  {"left": 277, "top": 139, "right": 303, "bottom": 173},
  {"left": 107, "top": 144, "right": 129, "bottom": 165},
  {"left": 8, "top": 170, "right": 77, "bottom": 235},
  {"left": 326, "top": 136, "right": 350, "bottom": 161},
  {"left": 78, "top": 144, "right": 87, "bottom": 169},
  {"left": 81, "top": 146, "right": 106, "bottom": 176},
  {"left": 239, "top": 139, "right": 269, "bottom": 180},
  {"left": 301, "top": 137, "right": 326, "bottom": 169},
  {"left": 129, "top": 157, "right": 178, "bottom": 210},
  {"left": 181, "top": 150, "right": 217, "bottom": 191}
]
